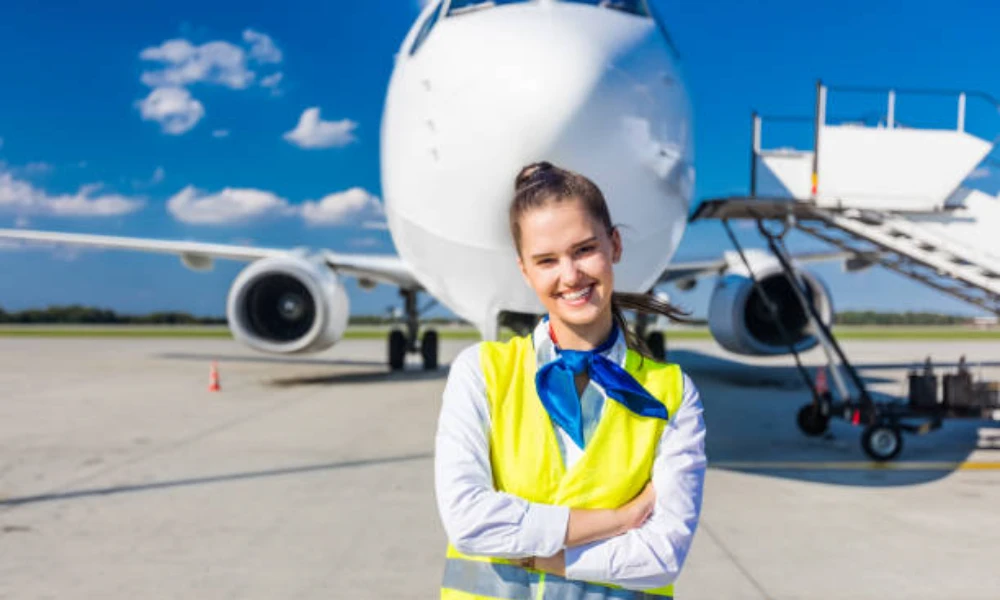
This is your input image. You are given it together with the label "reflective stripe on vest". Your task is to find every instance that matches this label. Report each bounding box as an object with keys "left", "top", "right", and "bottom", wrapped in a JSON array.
[
  {"left": 441, "top": 335, "right": 684, "bottom": 600},
  {"left": 442, "top": 558, "right": 672, "bottom": 600}
]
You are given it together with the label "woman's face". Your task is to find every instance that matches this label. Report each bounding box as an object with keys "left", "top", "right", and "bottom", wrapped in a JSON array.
[{"left": 516, "top": 198, "right": 621, "bottom": 329}]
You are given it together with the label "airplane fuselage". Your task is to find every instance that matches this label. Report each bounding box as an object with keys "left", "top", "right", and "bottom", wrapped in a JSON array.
[{"left": 381, "top": 1, "right": 693, "bottom": 336}]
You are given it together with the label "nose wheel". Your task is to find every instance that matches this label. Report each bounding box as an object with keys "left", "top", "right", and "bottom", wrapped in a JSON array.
[
  {"left": 861, "top": 423, "right": 903, "bottom": 462},
  {"left": 387, "top": 289, "right": 439, "bottom": 371},
  {"left": 644, "top": 331, "right": 666, "bottom": 362},
  {"left": 387, "top": 328, "right": 439, "bottom": 371}
]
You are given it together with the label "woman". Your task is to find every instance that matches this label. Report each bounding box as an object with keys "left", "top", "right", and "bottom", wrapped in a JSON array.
[{"left": 434, "top": 162, "right": 706, "bottom": 599}]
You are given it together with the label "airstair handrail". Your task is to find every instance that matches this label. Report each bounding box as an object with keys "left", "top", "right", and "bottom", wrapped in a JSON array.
[{"left": 823, "top": 83, "right": 1000, "bottom": 134}]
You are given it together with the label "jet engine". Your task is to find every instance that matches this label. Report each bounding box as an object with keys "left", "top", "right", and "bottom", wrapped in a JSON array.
[
  {"left": 226, "top": 256, "right": 349, "bottom": 354},
  {"left": 707, "top": 258, "right": 833, "bottom": 356}
]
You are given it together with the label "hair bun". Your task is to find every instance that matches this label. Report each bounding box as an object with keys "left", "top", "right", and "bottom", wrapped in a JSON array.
[{"left": 515, "top": 161, "right": 554, "bottom": 190}]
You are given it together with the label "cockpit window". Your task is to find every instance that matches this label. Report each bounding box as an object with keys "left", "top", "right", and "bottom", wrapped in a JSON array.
[
  {"left": 447, "top": 0, "right": 527, "bottom": 17},
  {"left": 410, "top": 1, "right": 444, "bottom": 55},
  {"left": 563, "top": 0, "right": 650, "bottom": 17},
  {"left": 446, "top": 1, "right": 649, "bottom": 18}
]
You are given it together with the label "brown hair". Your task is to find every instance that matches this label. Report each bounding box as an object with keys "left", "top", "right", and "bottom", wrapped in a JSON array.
[{"left": 509, "top": 161, "right": 691, "bottom": 359}]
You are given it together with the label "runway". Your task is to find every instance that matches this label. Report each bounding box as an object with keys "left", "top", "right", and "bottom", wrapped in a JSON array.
[{"left": 2, "top": 336, "right": 999, "bottom": 599}]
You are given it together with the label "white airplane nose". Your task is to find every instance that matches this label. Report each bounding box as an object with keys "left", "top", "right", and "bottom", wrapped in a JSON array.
[{"left": 382, "top": 3, "right": 692, "bottom": 333}]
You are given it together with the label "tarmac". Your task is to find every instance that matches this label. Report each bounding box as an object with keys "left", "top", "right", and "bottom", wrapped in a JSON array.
[{"left": 2, "top": 336, "right": 1000, "bottom": 599}]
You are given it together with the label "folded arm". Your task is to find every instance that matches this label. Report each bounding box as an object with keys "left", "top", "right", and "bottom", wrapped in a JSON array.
[{"left": 561, "top": 373, "right": 707, "bottom": 590}]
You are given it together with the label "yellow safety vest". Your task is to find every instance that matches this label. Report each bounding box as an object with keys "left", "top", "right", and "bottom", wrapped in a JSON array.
[{"left": 441, "top": 335, "right": 684, "bottom": 600}]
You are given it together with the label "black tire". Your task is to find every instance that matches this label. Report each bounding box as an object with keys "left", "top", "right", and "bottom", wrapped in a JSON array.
[
  {"left": 796, "top": 403, "right": 830, "bottom": 437},
  {"left": 645, "top": 331, "right": 666, "bottom": 361},
  {"left": 861, "top": 423, "right": 903, "bottom": 462},
  {"left": 421, "top": 329, "right": 439, "bottom": 371},
  {"left": 388, "top": 329, "right": 406, "bottom": 371}
]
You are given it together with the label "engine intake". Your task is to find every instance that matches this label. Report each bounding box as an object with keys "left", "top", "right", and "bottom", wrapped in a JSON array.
[
  {"left": 708, "top": 266, "right": 833, "bottom": 356},
  {"left": 227, "top": 256, "right": 349, "bottom": 354}
]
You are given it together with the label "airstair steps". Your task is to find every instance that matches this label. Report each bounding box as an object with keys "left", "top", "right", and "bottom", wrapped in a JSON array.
[{"left": 794, "top": 208, "right": 1000, "bottom": 315}]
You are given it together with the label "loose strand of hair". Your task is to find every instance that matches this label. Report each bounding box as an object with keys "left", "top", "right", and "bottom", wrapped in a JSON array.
[{"left": 611, "top": 292, "right": 693, "bottom": 362}]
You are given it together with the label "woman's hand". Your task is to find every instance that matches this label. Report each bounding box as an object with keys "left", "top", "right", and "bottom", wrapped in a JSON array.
[
  {"left": 562, "top": 481, "right": 656, "bottom": 548},
  {"left": 519, "top": 551, "right": 565, "bottom": 576},
  {"left": 616, "top": 481, "right": 656, "bottom": 534}
]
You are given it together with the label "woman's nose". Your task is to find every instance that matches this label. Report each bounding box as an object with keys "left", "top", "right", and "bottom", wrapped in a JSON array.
[{"left": 558, "top": 258, "right": 583, "bottom": 286}]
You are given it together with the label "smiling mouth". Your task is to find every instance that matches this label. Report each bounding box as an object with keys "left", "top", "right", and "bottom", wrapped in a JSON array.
[{"left": 558, "top": 284, "right": 595, "bottom": 306}]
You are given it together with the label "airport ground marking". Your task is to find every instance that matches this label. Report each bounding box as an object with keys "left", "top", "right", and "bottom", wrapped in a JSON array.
[{"left": 711, "top": 460, "right": 1000, "bottom": 471}]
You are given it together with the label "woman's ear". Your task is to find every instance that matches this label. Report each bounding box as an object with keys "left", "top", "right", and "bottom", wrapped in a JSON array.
[{"left": 611, "top": 227, "right": 623, "bottom": 263}]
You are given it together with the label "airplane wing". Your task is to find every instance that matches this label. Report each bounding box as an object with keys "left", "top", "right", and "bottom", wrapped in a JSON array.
[
  {"left": 0, "top": 228, "right": 421, "bottom": 290},
  {"left": 658, "top": 250, "right": 859, "bottom": 285}
]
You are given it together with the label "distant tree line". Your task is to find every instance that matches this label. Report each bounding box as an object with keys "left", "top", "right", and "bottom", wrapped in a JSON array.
[
  {"left": 0, "top": 305, "right": 467, "bottom": 326},
  {"left": 0, "top": 305, "right": 986, "bottom": 327},
  {"left": 834, "top": 311, "right": 977, "bottom": 326},
  {"left": 0, "top": 305, "right": 226, "bottom": 325}
]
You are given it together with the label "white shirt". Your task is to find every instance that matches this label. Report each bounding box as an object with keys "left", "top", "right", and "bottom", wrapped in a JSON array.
[{"left": 434, "top": 319, "right": 706, "bottom": 590}]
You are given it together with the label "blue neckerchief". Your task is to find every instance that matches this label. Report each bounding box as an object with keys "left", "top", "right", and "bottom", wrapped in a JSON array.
[{"left": 535, "top": 322, "right": 669, "bottom": 449}]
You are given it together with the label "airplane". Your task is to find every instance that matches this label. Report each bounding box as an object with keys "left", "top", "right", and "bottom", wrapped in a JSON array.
[{"left": 0, "top": 0, "right": 923, "bottom": 371}]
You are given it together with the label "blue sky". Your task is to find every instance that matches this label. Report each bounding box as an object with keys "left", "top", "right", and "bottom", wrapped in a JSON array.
[{"left": 0, "top": 0, "right": 997, "bottom": 319}]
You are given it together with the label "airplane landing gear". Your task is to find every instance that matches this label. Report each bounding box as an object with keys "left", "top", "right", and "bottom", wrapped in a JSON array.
[
  {"left": 387, "top": 289, "right": 439, "bottom": 371},
  {"left": 635, "top": 310, "right": 667, "bottom": 361},
  {"left": 421, "top": 329, "right": 438, "bottom": 371},
  {"left": 388, "top": 329, "right": 406, "bottom": 371},
  {"left": 644, "top": 331, "right": 666, "bottom": 362}
]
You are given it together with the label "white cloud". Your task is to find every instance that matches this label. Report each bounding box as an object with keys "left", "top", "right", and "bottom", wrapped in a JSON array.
[
  {"left": 212, "top": 129, "right": 230, "bottom": 138},
  {"left": 165, "top": 184, "right": 384, "bottom": 227},
  {"left": 0, "top": 172, "right": 143, "bottom": 217},
  {"left": 139, "top": 31, "right": 283, "bottom": 92},
  {"left": 135, "top": 31, "right": 283, "bottom": 136},
  {"left": 301, "top": 187, "right": 382, "bottom": 226},
  {"left": 260, "top": 71, "right": 283, "bottom": 96},
  {"left": 261, "top": 72, "right": 283, "bottom": 88},
  {"left": 167, "top": 185, "right": 295, "bottom": 225},
  {"left": 243, "top": 29, "right": 283, "bottom": 64},
  {"left": 136, "top": 87, "right": 205, "bottom": 134},
  {"left": 283, "top": 108, "right": 357, "bottom": 149},
  {"left": 140, "top": 39, "right": 255, "bottom": 90},
  {"left": 15, "top": 216, "right": 29, "bottom": 227}
]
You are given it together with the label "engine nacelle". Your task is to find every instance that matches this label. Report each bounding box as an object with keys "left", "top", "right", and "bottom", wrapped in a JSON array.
[
  {"left": 226, "top": 256, "right": 350, "bottom": 354},
  {"left": 708, "top": 261, "right": 833, "bottom": 356}
]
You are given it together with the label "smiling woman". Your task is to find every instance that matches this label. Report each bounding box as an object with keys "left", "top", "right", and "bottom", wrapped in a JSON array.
[{"left": 433, "top": 161, "right": 707, "bottom": 599}]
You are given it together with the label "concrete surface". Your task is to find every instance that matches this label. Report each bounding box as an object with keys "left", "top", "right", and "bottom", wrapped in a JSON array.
[{"left": 1, "top": 337, "right": 999, "bottom": 599}]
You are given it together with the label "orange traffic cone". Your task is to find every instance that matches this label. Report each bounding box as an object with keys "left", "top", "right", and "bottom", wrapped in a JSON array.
[
  {"left": 208, "top": 362, "right": 221, "bottom": 392},
  {"left": 815, "top": 367, "right": 828, "bottom": 395}
]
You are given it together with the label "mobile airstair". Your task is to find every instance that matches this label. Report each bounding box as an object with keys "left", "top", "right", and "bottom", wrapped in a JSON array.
[
  {"left": 695, "top": 82, "right": 1000, "bottom": 315},
  {"left": 692, "top": 82, "right": 1000, "bottom": 460}
]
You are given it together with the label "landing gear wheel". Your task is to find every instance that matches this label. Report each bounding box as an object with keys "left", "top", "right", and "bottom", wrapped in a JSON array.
[
  {"left": 796, "top": 403, "right": 830, "bottom": 437},
  {"left": 421, "top": 329, "right": 439, "bottom": 371},
  {"left": 644, "top": 331, "right": 666, "bottom": 361},
  {"left": 861, "top": 423, "right": 903, "bottom": 462},
  {"left": 388, "top": 329, "right": 406, "bottom": 371}
]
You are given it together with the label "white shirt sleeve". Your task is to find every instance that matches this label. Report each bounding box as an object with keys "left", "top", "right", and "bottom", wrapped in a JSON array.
[
  {"left": 434, "top": 344, "right": 570, "bottom": 559},
  {"left": 563, "top": 372, "right": 707, "bottom": 590}
]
